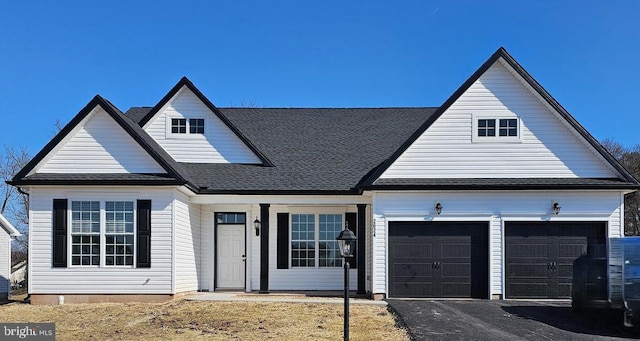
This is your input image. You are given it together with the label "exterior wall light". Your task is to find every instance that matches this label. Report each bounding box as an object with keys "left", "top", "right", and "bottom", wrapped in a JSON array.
[
  {"left": 435, "top": 202, "right": 443, "bottom": 215},
  {"left": 253, "top": 218, "right": 261, "bottom": 236},
  {"left": 553, "top": 202, "right": 561, "bottom": 215}
]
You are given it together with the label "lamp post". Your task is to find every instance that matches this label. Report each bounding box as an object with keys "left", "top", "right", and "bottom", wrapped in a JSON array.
[{"left": 336, "top": 227, "right": 357, "bottom": 341}]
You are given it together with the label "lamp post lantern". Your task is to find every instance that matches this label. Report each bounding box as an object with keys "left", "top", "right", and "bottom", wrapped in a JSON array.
[{"left": 336, "top": 227, "right": 357, "bottom": 341}]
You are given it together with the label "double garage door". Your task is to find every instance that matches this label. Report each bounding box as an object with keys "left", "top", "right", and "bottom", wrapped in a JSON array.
[{"left": 388, "top": 221, "right": 606, "bottom": 299}]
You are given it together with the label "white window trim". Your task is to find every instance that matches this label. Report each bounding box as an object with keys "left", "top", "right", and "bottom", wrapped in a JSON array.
[
  {"left": 67, "top": 200, "right": 137, "bottom": 268},
  {"left": 165, "top": 115, "right": 206, "bottom": 139},
  {"left": 471, "top": 114, "right": 522, "bottom": 143},
  {"left": 289, "top": 211, "right": 345, "bottom": 269}
]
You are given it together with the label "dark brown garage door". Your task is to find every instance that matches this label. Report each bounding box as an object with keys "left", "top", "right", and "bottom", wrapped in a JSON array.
[
  {"left": 505, "top": 222, "right": 606, "bottom": 299},
  {"left": 388, "top": 221, "right": 489, "bottom": 298}
]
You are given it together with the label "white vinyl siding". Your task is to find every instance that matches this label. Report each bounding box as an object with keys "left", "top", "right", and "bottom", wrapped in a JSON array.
[
  {"left": 37, "top": 107, "right": 165, "bottom": 174},
  {"left": 174, "top": 191, "right": 201, "bottom": 293},
  {"left": 0, "top": 231, "right": 9, "bottom": 295},
  {"left": 268, "top": 206, "right": 357, "bottom": 291},
  {"left": 144, "top": 87, "right": 262, "bottom": 164},
  {"left": 198, "top": 201, "right": 361, "bottom": 292},
  {"left": 199, "top": 204, "right": 255, "bottom": 292},
  {"left": 28, "top": 187, "right": 174, "bottom": 294},
  {"left": 381, "top": 61, "right": 617, "bottom": 179},
  {"left": 371, "top": 190, "right": 624, "bottom": 299}
]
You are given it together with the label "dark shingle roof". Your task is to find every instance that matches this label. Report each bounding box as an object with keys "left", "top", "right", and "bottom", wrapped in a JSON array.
[
  {"left": 125, "top": 107, "right": 438, "bottom": 192},
  {"left": 11, "top": 48, "right": 640, "bottom": 192},
  {"left": 124, "top": 106, "right": 153, "bottom": 123},
  {"left": 117, "top": 106, "right": 640, "bottom": 192}
]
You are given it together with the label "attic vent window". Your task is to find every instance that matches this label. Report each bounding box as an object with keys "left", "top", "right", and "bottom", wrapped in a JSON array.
[
  {"left": 474, "top": 117, "right": 521, "bottom": 142},
  {"left": 171, "top": 119, "right": 187, "bottom": 134},
  {"left": 499, "top": 119, "right": 518, "bottom": 137},
  {"left": 190, "top": 119, "right": 205, "bottom": 134},
  {"left": 169, "top": 117, "right": 205, "bottom": 136},
  {"left": 478, "top": 119, "right": 495, "bottom": 137}
]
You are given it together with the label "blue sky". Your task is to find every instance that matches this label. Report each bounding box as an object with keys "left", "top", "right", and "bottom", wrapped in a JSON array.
[{"left": 1, "top": 1, "right": 639, "bottom": 154}]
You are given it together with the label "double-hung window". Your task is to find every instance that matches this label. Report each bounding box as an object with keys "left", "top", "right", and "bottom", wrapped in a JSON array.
[
  {"left": 105, "top": 201, "right": 135, "bottom": 266},
  {"left": 291, "top": 213, "right": 343, "bottom": 268},
  {"left": 70, "top": 200, "right": 135, "bottom": 267},
  {"left": 71, "top": 201, "right": 100, "bottom": 266}
]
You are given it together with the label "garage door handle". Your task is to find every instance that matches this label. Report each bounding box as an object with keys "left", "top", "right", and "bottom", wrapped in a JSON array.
[
  {"left": 432, "top": 261, "right": 441, "bottom": 270},
  {"left": 548, "top": 262, "right": 557, "bottom": 270}
]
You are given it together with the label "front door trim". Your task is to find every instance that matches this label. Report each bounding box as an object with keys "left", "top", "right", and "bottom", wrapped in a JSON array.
[{"left": 214, "top": 212, "right": 247, "bottom": 290}]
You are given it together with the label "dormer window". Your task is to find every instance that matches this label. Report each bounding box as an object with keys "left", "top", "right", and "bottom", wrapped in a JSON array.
[
  {"left": 472, "top": 116, "right": 521, "bottom": 142},
  {"left": 169, "top": 117, "right": 205, "bottom": 136},
  {"left": 499, "top": 119, "right": 518, "bottom": 137},
  {"left": 189, "top": 119, "right": 205, "bottom": 134},
  {"left": 171, "top": 119, "right": 187, "bottom": 134},
  {"left": 478, "top": 119, "right": 495, "bottom": 137}
]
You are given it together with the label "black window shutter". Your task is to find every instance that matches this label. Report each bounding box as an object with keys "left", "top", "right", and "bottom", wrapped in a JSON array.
[
  {"left": 136, "top": 200, "right": 152, "bottom": 268},
  {"left": 345, "top": 212, "right": 357, "bottom": 269},
  {"left": 276, "top": 213, "right": 289, "bottom": 269},
  {"left": 52, "top": 199, "right": 68, "bottom": 268}
]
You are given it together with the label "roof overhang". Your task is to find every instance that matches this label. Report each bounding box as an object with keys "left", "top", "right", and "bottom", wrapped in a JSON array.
[
  {"left": 362, "top": 177, "right": 640, "bottom": 191},
  {"left": 0, "top": 213, "right": 21, "bottom": 237}
]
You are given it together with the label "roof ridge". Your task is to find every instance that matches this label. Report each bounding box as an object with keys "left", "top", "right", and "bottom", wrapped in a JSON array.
[
  {"left": 218, "top": 106, "right": 440, "bottom": 110},
  {"left": 128, "top": 106, "right": 440, "bottom": 110}
]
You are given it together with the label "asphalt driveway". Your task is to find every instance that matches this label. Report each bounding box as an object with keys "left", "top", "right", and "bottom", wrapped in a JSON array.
[{"left": 387, "top": 299, "right": 640, "bottom": 340}]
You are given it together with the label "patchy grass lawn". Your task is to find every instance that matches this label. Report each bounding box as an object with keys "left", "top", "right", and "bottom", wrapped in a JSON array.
[{"left": 0, "top": 299, "right": 409, "bottom": 340}]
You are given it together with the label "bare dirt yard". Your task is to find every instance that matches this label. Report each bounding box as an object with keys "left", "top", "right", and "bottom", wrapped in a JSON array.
[{"left": 0, "top": 299, "right": 408, "bottom": 340}]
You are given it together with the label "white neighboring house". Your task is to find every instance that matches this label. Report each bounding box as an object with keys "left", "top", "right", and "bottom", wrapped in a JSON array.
[
  {"left": 9, "top": 48, "right": 640, "bottom": 304},
  {"left": 0, "top": 213, "right": 21, "bottom": 300},
  {"left": 10, "top": 260, "right": 27, "bottom": 289}
]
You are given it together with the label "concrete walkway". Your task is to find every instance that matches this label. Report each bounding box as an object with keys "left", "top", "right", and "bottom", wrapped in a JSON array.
[{"left": 185, "top": 292, "right": 386, "bottom": 306}]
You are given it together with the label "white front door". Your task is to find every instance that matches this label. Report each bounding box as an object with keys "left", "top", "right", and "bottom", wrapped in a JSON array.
[{"left": 217, "top": 224, "right": 246, "bottom": 289}]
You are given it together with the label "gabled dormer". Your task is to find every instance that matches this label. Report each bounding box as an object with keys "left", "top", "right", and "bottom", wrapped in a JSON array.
[
  {"left": 138, "top": 77, "right": 272, "bottom": 165},
  {"left": 10, "top": 95, "right": 188, "bottom": 187},
  {"left": 360, "top": 47, "right": 637, "bottom": 188}
]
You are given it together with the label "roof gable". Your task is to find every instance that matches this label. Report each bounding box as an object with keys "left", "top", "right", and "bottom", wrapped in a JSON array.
[
  {"left": 362, "top": 47, "right": 639, "bottom": 186},
  {"left": 139, "top": 77, "right": 273, "bottom": 166},
  {"left": 11, "top": 96, "right": 189, "bottom": 186},
  {"left": 0, "top": 213, "right": 20, "bottom": 237},
  {"left": 36, "top": 105, "right": 166, "bottom": 174}
]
